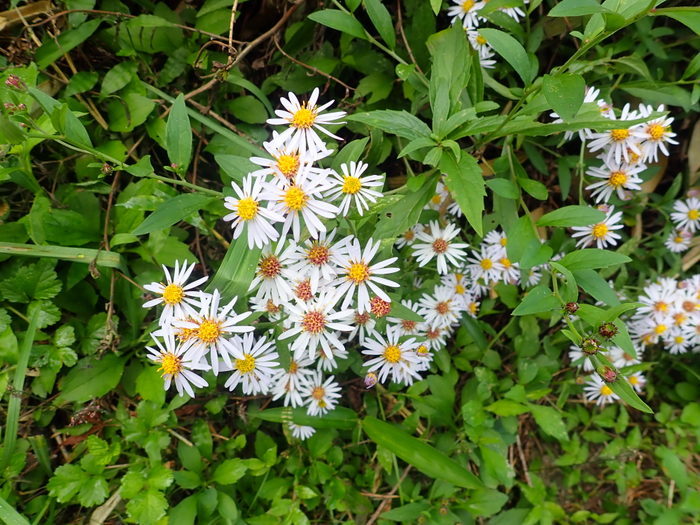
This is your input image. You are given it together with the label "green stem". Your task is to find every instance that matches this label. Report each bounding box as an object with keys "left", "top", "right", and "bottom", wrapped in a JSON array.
[{"left": 0, "top": 307, "right": 41, "bottom": 473}]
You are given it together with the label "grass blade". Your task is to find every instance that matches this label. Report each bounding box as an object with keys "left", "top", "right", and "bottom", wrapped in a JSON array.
[{"left": 0, "top": 243, "right": 127, "bottom": 272}]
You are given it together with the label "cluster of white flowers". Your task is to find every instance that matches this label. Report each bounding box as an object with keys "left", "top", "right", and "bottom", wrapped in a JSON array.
[
  {"left": 447, "top": 0, "right": 530, "bottom": 69},
  {"left": 666, "top": 193, "right": 700, "bottom": 253}
]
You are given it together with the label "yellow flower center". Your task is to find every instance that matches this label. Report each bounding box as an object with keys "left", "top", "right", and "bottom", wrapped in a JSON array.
[
  {"left": 476, "top": 34, "right": 487, "bottom": 45},
  {"left": 610, "top": 128, "right": 630, "bottom": 142},
  {"left": 688, "top": 209, "right": 699, "bottom": 221},
  {"left": 302, "top": 311, "right": 326, "bottom": 334},
  {"left": 469, "top": 302, "right": 479, "bottom": 315},
  {"left": 600, "top": 385, "right": 613, "bottom": 396},
  {"left": 307, "top": 244, "right": 330, "bottom": 266},
  {"left": 176, "top": 320, "right": 197, "bottom": 342},
  {"left": 277, "top": 154, "right": 300, "bottom": 179},
  {"left": 627, "top": 149, "right": 641, "bottom": 164},
  {"left": 383, "top": 344, "right": 402, "bottom": 363},
  {"left": 629, "top": 375, "right": 639, "bottom": 385},
  {"left": 461, "top": 0, "right": 475, "bottom": 12},
  {"left": 592, "top": 223, "right": 608, "bottom": 239},
  {"left": 311, "top": 386, "right": 325, "bottom": 400},
  {"left": 480, "top": 258, "right": 493, "bottom": 270},
  {"left": 236, "top": 197, "right": 259, "bottom": 221},
  {"left": 499, "top": 238, "right": 508, "bottom": 246},
  {"left": 401, "top": 319, "right": 417, "bottom": 332},
  {"left": 162, "top": 283, "right": 184, "bottom": 305},
  {"left": 290, "top": 106, "right": 316, "bottom": 129},
  {"left": 347, "top": 262, "right": 370, "bottom": 284},
  {"left": 435, "top": 301, "right": 450, "bottom": 315},
  {"left": 283, "top": 186, "right": 308, "bottom": 211},
  {"left": 609, "top": 171, "right": 627, "bottom": 188},
  {"left": 674, "top": 236, "right": 684, "bottom": 244},
  {"left": 430, "top": 194, "right": 442, "bottom": 205},
  {"left": 403, "top": 230, "right": 415, "bottom": 240},
  {"left": 674, "top": 336, "right": 685, "bottom": 344},
  {"left": 158, "top": 353, "right": 182, "bottom": 377},
  {"left": 654, "top": 324, "right": 667, "bottom": 335},
  {"left": 654, "top": 301, "right": 668, "bottom": 312},
  {"left": 455, "top": 283, "right": 465, "bottom": 295},
  {"left": 647, "top": 123, "right": 665, "bottom": 141},
  {"left": 235, "top": 354, "right": 256, "bottom": 374},
  {"left": 289, "top": 361, "right": 299, "bottom": 374},
  {"left": 500, "top": 257, "right": 512, "bottom": 268},
  {"left": 416, "top": 344, "right": 428, "bottom": 355},
  {"left": 197, "top": 319, "right": 222, "bottom": 343},
  {"left": 342, "top": 176, "right": 362, "bottom": 195}
]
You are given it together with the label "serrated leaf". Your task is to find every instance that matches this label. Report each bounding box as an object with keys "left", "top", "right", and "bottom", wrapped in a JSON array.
[
  {"left": 0, "top": 260, "right": 62, "bottom": 303},
  {"left": 47, "top": 464, "right": 87, "bottom": 503},
  {"left": 126, "top": 490, "right": 168, "bottom": 524},
  {"left": 212, "top": 459, "right": 248, "bottom": 485}
]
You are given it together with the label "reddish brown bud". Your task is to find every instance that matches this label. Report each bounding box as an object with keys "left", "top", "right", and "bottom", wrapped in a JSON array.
[
  {"left": 581, "top": 338, "right": 599, "bottom": 355},
  {"left": 597, "top": 366, "right": 618, "bottom": 383},
  {"left": 564, "top": 302, "right": 579, "bottom": 314},
  {"left": 598, "top": 322, "right": 618, "bottom": 339}
]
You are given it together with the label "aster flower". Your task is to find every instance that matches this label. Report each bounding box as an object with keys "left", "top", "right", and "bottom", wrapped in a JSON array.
[
  {"left": 626, "top": 372, "right": 646, "bottom": 393},
  {"left": 146, "top": 330, "right": 209, "bottom": 398},
  {"left": 609, "top": 346, "right": 641, "bottom": 369},
  {"left": 387, "top": 300, "right": 422, "bottom": 337},
  {"left": 249, "top": 241, "right": 297, "bottom": 305},
  {"left": 670, "top": 198, "right": 700, "bottom": 233},
  {"left": 224, "top": 333, "right": 280, "bottom": 394},
  {"left": 467, "top": 31, "right": 497, "bottom": 69},
  {"left": 447, "top": 0, "right": 486, "bottom": 30},
  {"left": 288, "top": 229, "right": 348, "bottom": 293},
  {"left": 418, "top": 286, "right": 463, "bottom": 329},
  {"left": 426, "top": 181, "right": 451, "bottom": 212},
  {"left": 223, "top": 174, "right": 285, "bottom": 249},
  {"left": 496, "top": 254, "right": 520, "bottom": 284},
  {"left": 665, "top": 230, "right": 692, "bottom": 253},
  {"left": 261, "top": 169, "right": 339, "bottom": 241},
  {"left": 666, "top": 329, "right": 692, "bottom": 354},
  {"left": 571, "top": 205, "right": 624, "bottom": 249},
  {"left": 333, "top": 237, "right": 400, "bottom": 313},
  {"left": 412, "top": 221, "right": 469, "bottom": 275},
  {"left": 300, "top": 371, "right": 342, "bottom": 416},
  {"left": 289, "top": 423, "right": 316, "bottom": 440},
  {"left": 395, "top": 225, "right": 422, "bottom": 249},
  {"left": 583, "top": 374, "right": 620, "bottom": 406},
  {"left": 467, "top": 246, "right": 503, "bottom": 284},
  {"left": 271, "top": 356, "right": 315, "bottom": 407},
  {"left": 587, "top": 103, "right": 645, "bottom": 165},
  {"left": 267, "top": 88, "right": 346, "bottom": 156},
  {"left": 420, "top": 323, "right": 448, "bottom": 351},
  {"left": 346, "top": 310, "right": 378, "bottom": 344},
  {"left": 585, "top": 161, "right": 645, "bottom": 203},
  {"left": 483, "top": 230, "right": 508, "bottom": 253},
  {"left": 550, "top": 86, "right": 607, "bottom": 141},
  {"left": 143, "top": 260, "right": 207, "bottom": 324},
  {"left": 362, "top": 327, "right": 421, "bottom": 386},
  {"left": 249, "top": 131, "right": 331, "bottom": 184},
  {"left": 638, "top": 105, "right": 678, "bottom": 162},
  {"left": 326, "top": 161, "right": 384, "bottom": 216},
  {"left": 568, "top": 345, "right": 594, "bottom": 372},
  {"left": 249, "top": 295, "right": 285, "bottom": 321}
]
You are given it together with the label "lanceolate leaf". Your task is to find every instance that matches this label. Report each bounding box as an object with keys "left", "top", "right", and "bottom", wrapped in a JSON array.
[
  {"left": 165, "top": 94, "right": 193, "bottom": 175},
  {"left": 132, "top": 193, "right": 215, "bottom": 235},
  {"left": 440, "top": 152, "right": 485, "bottom": 236},
  {"left": 477, "top": 28, "right": 534, "bottom": 85},
  {"left": 537, "top": 205, "right": 605, "bottom": 227},
  {"left": 362, "top": 417, "right": 484, "bottom": 489},
  {"left": 363, "top": 0, "right": 396, "bottom": 49},
  {"left": 250, "top": 407, "right": 358, "bottom": 429},
  {"left": 347, "top": 110, "right": 431, "bottom": 140},
  {"left": 206, "top": 238, "right": 261, "bottom": 302},
  {"left": 308, "top": 9, "right": 368, "bottom": 40},
  {"left": 542, "top": 73, "right": 586, "bottom": 121}
]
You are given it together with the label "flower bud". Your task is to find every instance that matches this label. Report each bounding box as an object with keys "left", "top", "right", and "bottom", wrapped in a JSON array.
[
  {"left": 364, "top": 372, "right": 378, "bottom": 389},
  {"left": 5, "top": 75, "right": 22, "bottom": 89},
  {"left": 101, "top": 163, "right": 113, "bottom": 175},
  {"left": 597, "top": 366, "right": 618, "bottom": 383},
  {"left": 581, "top": 337, "right": 599, "bottom": 355},
  {"left": 598, "top": 322, "right": 618, "bottom": 339},
  {"left": 564, "top": 302, "right": 579, "bottom": 314}
]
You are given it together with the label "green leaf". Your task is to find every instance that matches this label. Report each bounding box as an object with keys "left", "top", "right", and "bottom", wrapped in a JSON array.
[
  {"left": 363, "top": 0, "right": 396, "bottom": 49},
  {"left": 608, "top": 375, "right": 653, "bottom": 413},
  {"left": 512, "top": 285, "right": 560, "bottom": 316},
  {"left": 308, "top": 9, "right": 367, "bottom": 40},
  {"left": 440, "top": 152, "right": 485, "bottom": 236},
  {"left": 362, "top": 416, "right": 484, "bottom": 489},
  {"left": 657, "top": 447, "right": 690, "bottom": 491},
  {"left": 206, "top": 239, "right": 261, "bottom": 303},
  {"left": 78, "top": 476, "right": 108, "bottom": 506},
  {"left": 0, "top": 494, "right": 31, "bottom": 525},
  {"left": 387, "top": 293, "right": 424, "bottom": 322},
  {"left": 381, "top": 502, "right": 430, "bottom": 521},
  {"left": 653, "top": 8, "right": 700, "bottom": 36},
  {"left": 477, "top": 28, "right": 533, "bottom": 84},
  {"left": 485, "top": 178, "right": 519, "bottom": 199},
  {"left": 518, "top": 178, "right": 548, "bottom": 200},
  {"left": 0, "top": 242, "right": 126, "bottom": 272},
  {"left": 573, "top": 269, "right": 620, "bottom": 306},
  {"left": 166, "top": 94, "right": 193, "bottom": 175},
  {"left": 132, "top": 193, "right": 215, "bottom": 235},
  {"left": 52, "top": 104, "right": 92, "bottom": 148},
  {"left": 65, "top": 71, "right": 99, "bottom": 97},
  {"left": 537, "top": 205, "right": 605, "bottom": 227},
  {"left": 35, "top": 19, "right": 102, "bottom": 69},
  {"left": 486, "top": 399, "right": 530, "bottom": 416},
  {"left": 107, "top": 93, "right": 156, "bottom": 132},
  {"left": 542, "top": 73, "right": 586, "bottom": 121},
  {"left": 47, "top": 464, "right": 87, "bottom": 503},
  {"left": 212, "top": 459, "right": 248, "bottom": 485},
  {"left": 558, "top": 249, "right": 631, "bottom": 271},
  {"left": 101, "top": 61, "right": 138, "bottom": 96},
  {"left": 528, "top": 404, "right": 569, "bottom": 441},
  {"left": 0, "top": 259, "right": 61, "bottom": 303},
  {"left": 57, "top": 354, "right": 126, "bottom": 404},
  {"left": 550, "top": 262, "right": 578, "bottom": 303},
  {"left": 464, "top": 488, "right": 509, "bottom": 517},
  {"left": 549, "top": 0, "right": 608, "bottom": 17},
  {"left": 126, "top": 490, "right": 168, "bottom": 524},
  {"left": 0, "top": 114, "right": 25, "bottom": 144},
  {"left": 430, "top": 0, "right": 442, "bottom": 15},
  {"left": 228, "top": 96, "right": 268, "bottom": 124},
  {"left": 347, "top": 110, "right": 431, "bottom": 140},
  {"left": 372, "top": 177, "right": 437, "bottom": 240}
]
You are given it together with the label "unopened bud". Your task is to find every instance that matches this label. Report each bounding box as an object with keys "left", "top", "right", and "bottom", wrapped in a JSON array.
[
  {"left": 3, "top": 103, "right": 14, "bottom": 110},
  {"left": 364, "top": 372, "right": 378, "bottom": 389},
  {"left": 598, "top": 322, "right": 618, "bottom": 339},
  {"left": 17, "top": 103, "right": 26, "bottom": 111},
  {"left": 581, "top": 337, "right": 599, "bottom": 355},
  {"left": 5, "top": 75, "right": 22, "bottom": 88},
  {"left": 564, "top": 302, "right": 579, "bottom": 314},
  {"left": 597, "top": 366, "right": 618, "bottom": 383},
  {"left": 101, "top": 163, "right": 113, "bottom": 175}
]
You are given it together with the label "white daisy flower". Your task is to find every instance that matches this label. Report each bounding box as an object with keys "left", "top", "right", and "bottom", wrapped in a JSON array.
[
  {"left": 174, "top": 290, "right": 254, "bottom": 375},
  {"left": 523, "top": 266, "right": 543, "bottom": 288},
  {"left": 249, "top": 131, "right": 331, "bottom": 184},
  {"left": 362, "top": 327, "right": 421, "bottom": 386},
  {"left": 568, "top": 346, "right": 594, "bottom": 372},
  {"left": 249, "top": 295, "right": 285, "bottom": 321},
  {"left": 635, "top": 280, "right": 679, "bottom": 321},
  {"left": 300, "top": 371, "right": 342, "bottom": 416},
  {"left": 499, "top": 2, "right": 527, "bottom": 21},
  {"left": 626, "top": 372, "right": 646, "bottom": 393},
  {"left": 414, "top": 344, "right": 434, "bottom": 372},
  {"left": 395, "top": 225, "right": 422, "bottom": 249},
  {"left": 467, "top": 246, "right": 503, "bottom": 284},
  {"left": 346, "top": 310, "right": 378, "bottom": 344},
  {"left": 587, "top": 103, "right": 645, "bottom": 165},
  {"left": 288, "top": 229, "right": 348, "bottom": 293},
  {"left": 288, "top": 423, "right": 316, "bottom": 440},
  {"left": 146, "top": 330, "right": 209, "bottom": 398},
  {"left": 387, "top": 300, "right": 422, "bottom": 337},
  {"left": 440, "top": 272, "right": 471, "bottom": 307},
  {"left": 665, "top": 230, "right": 692, "bottom": 253},
  {"left": 638, "top": 105, "right": 678, "bottom": 162},
  {"left": 267, "top": 88, "right": 346, "bottom": 156},
  {"left": 418, "top": 286, "right": 463, "bottom": 330},
  {"left": 333, "top": 237, "right": 400, "bottom": 313},
  {"left": 426, "top": 181, "right": 450, "bottom": 212},
  {"left": 280, "top": 290, "right": 355, "bottom": 363},
  {"left": 571, "top": 205, "right": 624, "bottom": 249},
  {"left": 583, "top": 374, "right": 620, "bottom": 406},
  {"left": 271, "top": 357, "right": 315, "bottom": 407},
  {"left": 326, "top": 161, "right": 384, "bottom": 216},
  {"left": 496, "top": 254, "right": 520, "bottom": 284},
  {"left": 665, "top": 327, "right": 693, "bottom": 355},
  {"left": 412, "top": 221, "right": 469, "bottom": 275},
  {"left": 670, "top": 198, "right": 700, "bottom": 233},
  {"left": 143, "top": 260, "right": 207, "bottom": 323},
  {"left": 261, "top": 170, "right": 339, "bottom": 241},
  {"left": 223, "top": 174, "right": 285, "bottom": 249},
  {"left": 249, "top": 241, "right": 297, "bottom": 305},
  {"left": 585, "top": 161, "right": 645, "bottom": 203},
  {"left": 467, "top": 31, "right": 497, "bottom": 69},
  {"left": 447, "top": 0, "right": 486, "bottom": 29},
  {"left": 224, "top": 333, "right": 280, "bottom": 395},
  {"left": 315, "top": 344, "right": 348, "bottom": 372},
  {"left": 483, "top": 230, "right": 508, "bottom": 254},
  {"left": 609, "top": 346, "right": 641, "bottom": 368},
  {"left": 420, "top": 323, "right": 447, "bottom": 351}
]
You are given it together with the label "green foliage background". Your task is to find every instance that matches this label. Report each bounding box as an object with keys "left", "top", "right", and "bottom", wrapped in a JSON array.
[{"left": 1, "top": 0, "right": 699, "bottom": 524}]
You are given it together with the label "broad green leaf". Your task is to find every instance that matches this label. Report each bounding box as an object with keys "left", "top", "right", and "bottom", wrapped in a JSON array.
[
  {"left": 65, "top": 71, "right": 99, "bottom": 97},
  {"left": 308, "top": 9, "right": 367, "bottom": 40},
  {"left": 537, "top": 205, "right": 605, "bottom": 227},
  {"left": 0, "top": 495, "right": 30, "bottom": 525},
  {"left": 542, "top": 73, "right": 585, "bottom": 121},
  {"left": 132, "top": 193, "right": 215, "bottom": 235},
  {"left": 363, "top": 416, "right": 483, "bottom": 489},
  {"left": 249, "top": 407, "right": 358, "bottom": 429},
  {"left": 652, "top": 8, "right": 700, "bottom": 36},
  {"left": 440, "top": 152, "right": 485, "bottom": 236},
  {"left": 657, "top": 447, "right": 689, "bottom": 491},
  {"left": 573, "top": 269, "right": 620, "bottom": 306},
  {"left": 331, "top": 137, "right": 370, "bottom": 171},
  {"left": 381, "top": 502, "right": 430, "bottom": 521},
  {"left": 528, "top": 404, "right": 569, "bottom": 441},
  {"left": 56, "top": 354, "right": 126, "bottom": 404},
  {"left": 558, "top": 249, "right": 631, "bottom": 271},
  {"left": 101, "top": 61, "right": 138, "bottom": 96},
  {"left": 485, "top": 178, "right": 519, "bottom": 199},
  {"left": 46, "top": 464, "right": 87, "bottom": 503},
  {"left": 228, "top": 96, "right": 268, "bottom": 124},
  {"left": 608, "top": 375, "right": 653, "bottom": 413},
  {"left": 485, "top": 399, "right": 530, "bottom": 416},
  {"left": 52, "top": 104, "right": 92, "bottom": 148},
  {"left": 477, "top": 28, "right": 533, "bottom": 84},
  {"left": 206, "top": 239, "right": 261, "bottom": 302},
  {"left": 126, "top": 490, "right": 168, "bottom": 525},
  {"left": 346, "top": 110, "right": 431, "bottom": 140},
  {"left": 107, "top": 93, "right": 155, "bottom": 132},
  {"left": 430, "top": 0, "right": 442, "bottom": 15},
  {"left": 0, "top": 114, "right": 25, "bottom": 144},
  {"left": 387, "top": 293, "right": 424, "bottom": 322},
  {"left": 464, "top": 489, "right": 509, "bottom": 517},
  {"left": 550, "top": 262, "right": 578, "bottom": 304},
  {"left": 549, "top": 0, "right": 608, "bottom": 17},
  {"left": 512, "top": 285, "right": 560, "bottom": 316},
  {"left": 363, "top": 0, "right": 396, "bottom": 49},
  {"left": 212, "top": 459, "right": 248, "bottom": 485},
  {"left": 518, "top": 178, "right": 548, "bottom": 200},
  {"left": 373, "top": 176, "right": 437, "bottom": 240},
  {"left": 35, "top": 19, "right": 102, "bottom": 69},
  {"left": 166, "top": 94, "right": 193, "bottom": 175}
]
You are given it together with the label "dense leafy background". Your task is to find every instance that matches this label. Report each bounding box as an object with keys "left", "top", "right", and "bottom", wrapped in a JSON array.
[{"left": 1, "top": 0, "right": 699, "bottom": 524}]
